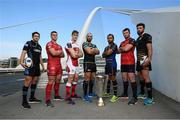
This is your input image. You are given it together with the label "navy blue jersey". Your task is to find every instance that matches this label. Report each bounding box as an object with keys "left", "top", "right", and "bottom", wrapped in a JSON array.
[
  {"left": 103, "top": 43, "right": 118, "bottom": 67},
  {"left": 23, "top": 40, "right": 42, "bottom": 65}
]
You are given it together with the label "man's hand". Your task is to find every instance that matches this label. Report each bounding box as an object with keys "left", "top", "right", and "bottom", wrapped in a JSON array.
[
  {"left": 20, "top": 62, "right": 28, "bottom": 69},
  {"left": 142, "top": 58, "right": 151, "bottom": 67},
  {"left": 119, "top": 47, "right": 123, "bottom": 53},
  {"left": 67, "top": 43, "right": 72, "bottom": 48},
  {"left": 110, "top": 44, "right": 116, "bottom": 51},
  {"left": 105, "top": 46, "right": 110, "bottom": 51},
  {"left": 42, "top": 67, "right": 47, "bottom": 72}
]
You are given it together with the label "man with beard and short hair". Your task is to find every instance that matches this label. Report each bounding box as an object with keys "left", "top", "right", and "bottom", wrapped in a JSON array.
[
  {"left": 119, "top": 28, "right": 137, "bottom": 105},
  {"left": 102, "top": 34, "right": 119, "bottom": 103},
  {"left": 82, "top": 32, "right": 100, "bottom": 103},
  {"left": 136, "top": 23, "right": 154, "bottom": 105}
]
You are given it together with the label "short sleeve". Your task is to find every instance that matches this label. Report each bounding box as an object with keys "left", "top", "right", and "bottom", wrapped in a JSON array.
[
  {"left": 23, "top": 41, "right": 30, "bottom": 51},
  {"left": 119, "top": 42, "right": 123, "bottom": 47},
  {"left": 82, "top": 42, "right": 89, "bottom": 49},
  {"left": 129, "top": 38, "right": 136, "bottom": 46},
  {"left": 66, "top": 42, "right": 72, "bottom": 49},
  {"left": 111, "top": 44, "right": 118, "bottom": 52},
  {"left": 46, "top": 42, "right": 53, "bottom": 50},
  {"left": 104, "top": 46, "right": 108, "bottom": 52},
  {"left": 145, "top": 34, "right": 152, "bottom": 44},
  {"left": 92, "top": 44, "right": 97, "bottom": 48}
]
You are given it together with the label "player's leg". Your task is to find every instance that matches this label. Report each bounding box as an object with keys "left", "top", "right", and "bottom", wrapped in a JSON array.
[
  {"left": 65, "top": 73, "right": 75, "bottom": 105},
  {"left": 29, "top": 76, "right": 42, "bottom": 103},
  {"left": 71, "top": 72, "right": 81, "bottom": 98},
  {"left": 65, "top": 65, "right": 76, "bottom": 104},
  {"left": 137, "top": 62, "right": 146, "bottom": 99},
  {"left": 142, "top": 68, "right": 154, "bottom": 105},
  {"left": 110, "top": 74, "right": 119, "bottom": 103},
  {"left": 128, "top": 71, "right": 138, "bottom": 105},
  {"left": 45, "top": 75, "right": 55, "bottom": 107},
  {"left": 88, "top": 72, "right": 96, "bottom": 97},
  {"left": 83, "top": 72, "right": 92, "bottom": 102},
  {"left": 54, "top": 74, "right": 63, "bottom": 101},
  {"left": 54, "top": 66, "right": 63, "bottom": 101},
  {"left": 22, "top": 76, "right": 33, "bottom": 109},
  {"left": 103, "top": 65, "right": 112, "bottom": 97},
  {"left": 120, "top": 72, "right": 129, "bottom": 99},
  {"left": 120, "top": 65, "right": 128, "bottom": 99}
]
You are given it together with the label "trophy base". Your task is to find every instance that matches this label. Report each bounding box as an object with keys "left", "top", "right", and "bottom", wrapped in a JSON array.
[{"left": 97, "top": 98, "right": 105, "bottom": 107}]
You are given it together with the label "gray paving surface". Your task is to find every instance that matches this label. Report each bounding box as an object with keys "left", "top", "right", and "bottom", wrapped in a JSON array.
[{"left": 0, "top": 72, "right": 180, "bottom": 119}]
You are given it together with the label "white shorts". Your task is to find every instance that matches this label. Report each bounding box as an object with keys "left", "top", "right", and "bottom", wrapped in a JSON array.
[{"left": 66, "top": 65, "right": 79, "bottom": 74}]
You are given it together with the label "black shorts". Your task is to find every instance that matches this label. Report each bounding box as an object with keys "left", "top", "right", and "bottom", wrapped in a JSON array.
[
  {"left": 121, "top": 64, "right": 135, "bottom": 73},
  {"left": 83, "top": 63, "right": 96, "bottom": 72},
  {"left": 136, "top": 61, "right": 152, "bottom": 72},
  {"left": 24, "top": 65, "right": 40, "bottom": 76},
  {"left": 105, "top": 64, "right": 117, "bottom": 76}
]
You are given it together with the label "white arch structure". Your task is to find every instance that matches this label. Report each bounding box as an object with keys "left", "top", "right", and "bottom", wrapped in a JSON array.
[
  {"left": 78, "top": 7, "right": 180, "bottom": 102},
  {"left": 77, "top": 7, "right": 141, "bottom": 44}
]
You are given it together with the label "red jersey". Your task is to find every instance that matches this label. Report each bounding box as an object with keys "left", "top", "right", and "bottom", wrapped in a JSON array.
[
  {"left": 46, "top": 41, "right": 62, "bottom": 66},
  {"left": 65, "top": 41, "right": 80, "bottom": 67},
  {"left": 120, "top": 38, "right": 135, "bottom": 65}
]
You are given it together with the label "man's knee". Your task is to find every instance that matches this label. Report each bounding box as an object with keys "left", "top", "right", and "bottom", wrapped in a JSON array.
[
  {"left": 24, "top": 76, "right": 33, "bottom": 86},
  {"left": 55, "top": 75, "right": 62, "bottom": 83}
]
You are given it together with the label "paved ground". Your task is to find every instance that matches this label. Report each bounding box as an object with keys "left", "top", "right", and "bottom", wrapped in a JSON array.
[
  {"left": 0, "top": 72, "right": 180, "bottom": 119},
  {"left": 0, "top": 73, "right": 24, "bottom": 96}
]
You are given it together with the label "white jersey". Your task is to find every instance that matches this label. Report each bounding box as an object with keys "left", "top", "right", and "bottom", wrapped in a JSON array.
[{"left": 65, "top": 41, "right": 80, "bottom": 74}]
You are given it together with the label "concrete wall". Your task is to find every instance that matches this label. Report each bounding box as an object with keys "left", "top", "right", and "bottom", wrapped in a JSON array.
[{"left": 131, "top": 11, "right": 180, "bottom": 102}]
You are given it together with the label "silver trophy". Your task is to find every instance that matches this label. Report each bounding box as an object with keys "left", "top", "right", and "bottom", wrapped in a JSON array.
[{"left": 96, "top": 74, "right": 106, "bottom": 107}]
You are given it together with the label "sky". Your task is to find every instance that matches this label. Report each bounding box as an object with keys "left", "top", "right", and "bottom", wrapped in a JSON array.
[{"left": 0, "top": 0, "right": 180, "bottom": 62}]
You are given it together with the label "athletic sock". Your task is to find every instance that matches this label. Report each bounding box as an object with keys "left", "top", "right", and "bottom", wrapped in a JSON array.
[
  {"left": 30, "top": 84, "right": 37, "bottom": 99},
  {"left": 140, "top": 80, "right": 145, "bottom": 95},
  {"left": 83, "top": 80, "right": 89, "bottom": 96},
  {"left": 131, "top": 82, "right": 137, "bottom": 99},
  {"left": 112, "top": 80, "right": 118, "bottom": 96},
  {"left": 146, "top": 82, "right": 152, "bottom": 99},
  {"left": 71, "top": 82, "right": 77, "bottom": 96},
  {"left": 45, "top": 83, "right": 53, "bottom": 102},
  {"left": 66, "top": 82, "right": 71, "bottom": 98},
  {"left": 106, "top": 79, "right": 111, "bottom": 93},
  {"left": 89, "top": 80, "right": 94, "bottom": 94},
  {"left": 54, "top": 82, "right": 60, "bottom": 97},
  {"left": 22, "top": 86, "right": 29, "bottom": 103},
  {"left": 123, "top": 81, "right": 129, "bottom": 96}
]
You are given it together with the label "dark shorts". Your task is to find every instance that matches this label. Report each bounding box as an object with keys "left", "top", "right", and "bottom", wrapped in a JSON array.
[
  {"left": 83, "top": 63, "right": 96, "bottom": 72},
  {"left": 136, "top": 61, "right": 152, "bottom": 72},
  {"left": 105, "top": 64, "right": 117, "bottom": 76},
  {"left": 121, "top": 64, "right": 135, "bottom": 73},
  {"left": 24, "top": 65, "right": 40, "bottom": 76}
]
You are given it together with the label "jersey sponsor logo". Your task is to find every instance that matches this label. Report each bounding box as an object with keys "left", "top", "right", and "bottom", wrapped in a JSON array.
[{"left": 33, "top": 49, "right": 41, "bottom": 53}]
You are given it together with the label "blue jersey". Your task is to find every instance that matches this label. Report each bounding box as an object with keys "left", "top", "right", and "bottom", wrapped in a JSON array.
[{"left": 103, "top": 43, "right": 118, "bottom": 67}]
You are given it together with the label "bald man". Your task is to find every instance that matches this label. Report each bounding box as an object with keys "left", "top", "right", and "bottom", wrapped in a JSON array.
[{"left": 82, "top": 33, "right": 100, "bottom": 103}]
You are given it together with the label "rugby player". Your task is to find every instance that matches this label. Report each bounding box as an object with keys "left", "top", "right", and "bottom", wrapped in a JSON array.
[
  {"left": 119, "top": 28, "right": 137, "bottom": 105},
  {"left": 20, "top": 32, "right": 45, "bottom": 109},
  {"left": 136, "top": 23, "right": 154, "bottom": 105},
  {"left": 102, "top": 34, "right": 119, "bottom": 103},
  {"left": 45, "top": 31, "right": 64, "bottom": 107},
  {"left": 65, "top": 30, "right": 83, "bottom": 105},
  {"left": 82, "top": 33, "right": 100, "bottom": 102}
]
